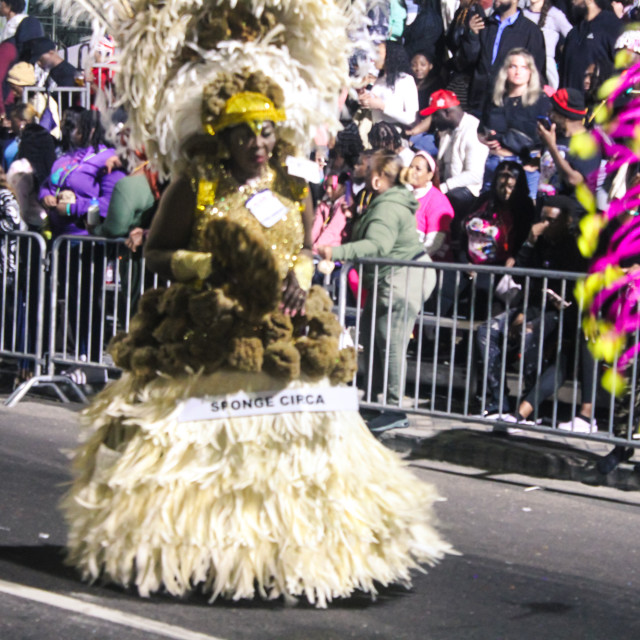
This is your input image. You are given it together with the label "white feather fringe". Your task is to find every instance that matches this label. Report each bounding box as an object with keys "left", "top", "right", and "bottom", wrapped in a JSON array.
[
  {"left": 62, "top": 371, "right": 454, "bottom": 608},
  {"left": 44, "top": 0, "right": 369, "bottom": 177}
]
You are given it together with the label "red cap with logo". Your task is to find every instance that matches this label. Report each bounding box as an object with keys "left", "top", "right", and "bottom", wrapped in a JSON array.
[{"left": 419, "top": 89, "right": 460, "bottom": 117}]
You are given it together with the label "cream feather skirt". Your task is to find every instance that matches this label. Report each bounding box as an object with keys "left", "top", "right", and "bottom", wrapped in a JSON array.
[{"left": 62, "top": 370, "right": 453, "bottom": 608}]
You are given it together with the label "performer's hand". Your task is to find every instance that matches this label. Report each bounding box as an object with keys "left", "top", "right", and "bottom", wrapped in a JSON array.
[
  {"left": 280, "top": 269, "right": 307, "bottom": 317},
  {"left": 42, "top": 195, "right": 57, "bottom": 208}
]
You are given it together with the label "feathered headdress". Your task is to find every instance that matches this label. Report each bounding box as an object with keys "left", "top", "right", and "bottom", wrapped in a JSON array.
[{"left": 46, "top": 0, "right": 367, "bottom": 176}]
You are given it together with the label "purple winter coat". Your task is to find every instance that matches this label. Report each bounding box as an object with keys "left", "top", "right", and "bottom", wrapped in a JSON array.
[{"left": 39, "top": 145, "right": 126, "bottom": 237}]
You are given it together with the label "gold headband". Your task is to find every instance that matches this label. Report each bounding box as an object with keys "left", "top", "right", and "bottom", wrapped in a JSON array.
[{"left": 203, "top": 91, "right": 286, "bottom": 136}]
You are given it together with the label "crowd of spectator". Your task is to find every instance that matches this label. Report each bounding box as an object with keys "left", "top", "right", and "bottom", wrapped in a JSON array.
[
  {"left": 0, "top": 0, "right": 638, "bottom": 445},
  {"left": 0, "top": 1, "right": 161, "bottom": 388},
  {"left": 311, "top": 0, "right": 640, "bottom": 434}
]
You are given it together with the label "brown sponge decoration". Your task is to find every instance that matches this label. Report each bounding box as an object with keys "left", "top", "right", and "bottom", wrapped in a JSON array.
[
  {"left": 227, "top": 336, "right": 264, "bottom": 372},
  {"left": 186, "top": 332, "right": 226, "bottom": 373},
  {"left": 158, "top": 283, "right": 191, "bottom": 317},
  {"left": 130, "top": 346, "right": 160, "bottom": 380},
  {"left": 152, "top": 316, "right": 190, "bottom": 344},
  {"left": 128, "top": 313, "right": 159, "bottom": 346},
  {"left": 188, "top": 288, "right": 235, "bottom": 329},
  {"left": 330, "top": 347, "right": 358, "bottom": 385},
  {"left": 263, "top": 340, "right": 301, "bottom": 380},
  {"left": 262, "top": 310, "right": 293, "bottom": 344},
  {"left": 307, "top": 311, "right": 342, "bottom": 339},
  {"left": 137, "top": 287, "right": 166, "bottom": 318},
  {"left": 108, "top": 332, "right": 134, "bottom": 370},
  {"left": 203, "top": 217, "right": 280, "bottom": 319},
  {"left": 296, "top": 335, "right": 340, "bottom": 379},
  {"left": 305, "top": 285, "right": 334, "bottom": 317},
  {"left": 157, "top": 343, "right": 191, "bottom": 377}
]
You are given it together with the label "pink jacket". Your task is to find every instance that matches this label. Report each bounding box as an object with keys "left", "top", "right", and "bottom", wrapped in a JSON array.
[{"left": 311, "top": 195, "right": 349, "bottom": 252}]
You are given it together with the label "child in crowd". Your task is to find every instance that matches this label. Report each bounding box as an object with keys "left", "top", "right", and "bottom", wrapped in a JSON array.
[
  {"left": 311, "top": 170, "right": 352, "bottom": 253},
  {"left": 408, "top": 150, "right": 454, "bottom": 261}
]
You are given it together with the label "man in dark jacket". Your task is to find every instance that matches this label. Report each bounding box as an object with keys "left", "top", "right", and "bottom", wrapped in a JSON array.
[
  {"left": 559, "top": 0, "right": 621, "bottom": 92},
  {"left": 28, "top": 37, "right": 78, "bottom": 89},
  {"left": 460, "top": 0, "right": 546, "bottom": 115}
]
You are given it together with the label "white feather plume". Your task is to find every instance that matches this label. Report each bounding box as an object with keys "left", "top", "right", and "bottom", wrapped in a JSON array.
[{"left": 44, "top": 0, "right": 369, "bottom": 176}]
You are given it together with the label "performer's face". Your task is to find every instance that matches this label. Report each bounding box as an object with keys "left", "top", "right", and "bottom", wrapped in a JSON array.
[{"left": 226, "top": 121, "right": 276, "bottom": 177}]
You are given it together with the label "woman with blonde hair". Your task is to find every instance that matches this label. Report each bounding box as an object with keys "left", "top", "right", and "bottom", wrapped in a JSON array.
[
  {"left": 318, "top": 150, "right": 436, "bottom": 425},
  {"left": 478, "top": 47, "right": 551, "bottom": 199}
]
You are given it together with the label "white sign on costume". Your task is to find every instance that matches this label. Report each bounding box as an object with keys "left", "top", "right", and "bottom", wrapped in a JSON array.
[
  {"left": 244, "top": 189, "right": 288, "bottom": 228},
  {"left": 178, "top": 386, "right": 359, "bottom": 421}
]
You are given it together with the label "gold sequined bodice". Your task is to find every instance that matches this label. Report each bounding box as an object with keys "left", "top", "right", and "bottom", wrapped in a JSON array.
[{"left": 191, "top": 164, "right": 306, "bottom": 278}]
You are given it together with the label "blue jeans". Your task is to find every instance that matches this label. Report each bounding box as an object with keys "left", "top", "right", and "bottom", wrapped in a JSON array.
[{"left": 476, "top": 308, "right": 559, "bottom": 412}]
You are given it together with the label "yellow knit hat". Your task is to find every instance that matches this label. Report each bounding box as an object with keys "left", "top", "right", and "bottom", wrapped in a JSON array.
[{"left": 7, "top": 62, "right": 35, "bottom": 87}]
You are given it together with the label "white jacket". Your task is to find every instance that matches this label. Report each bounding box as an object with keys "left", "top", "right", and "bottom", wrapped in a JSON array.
[
  {"left": 437, "top": 112, "right": 488, "bottom": 197},
  {"left": 371, "top": 73, "right": 419, "bottom": 127}
]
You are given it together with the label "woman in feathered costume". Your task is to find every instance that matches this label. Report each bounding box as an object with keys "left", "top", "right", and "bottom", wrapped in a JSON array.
[{"left": 55, "top": 0, "right": 453, "bottom": 607}]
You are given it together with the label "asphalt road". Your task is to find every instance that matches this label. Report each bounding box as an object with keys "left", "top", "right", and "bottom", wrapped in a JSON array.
[{"left": 1, "top": 399, "right": 639, "bottom": 640}]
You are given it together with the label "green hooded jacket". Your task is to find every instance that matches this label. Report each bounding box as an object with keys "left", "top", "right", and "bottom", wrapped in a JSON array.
[{"left": 331, "top": 185, "right": 422, "bottom": 287}]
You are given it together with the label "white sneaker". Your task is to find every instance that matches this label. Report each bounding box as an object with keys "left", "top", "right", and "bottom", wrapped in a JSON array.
[
  {"left": 492, "top": 414, "right": 524, "bottom": 435},
  {"left": 557, "top": 415, "right": 598, "bottom": 434}
]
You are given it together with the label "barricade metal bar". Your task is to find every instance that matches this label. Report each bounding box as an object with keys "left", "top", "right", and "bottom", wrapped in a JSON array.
[
  {"left": 364, "top": 265, "right": 378, "bottom": 404},
  {"left": 429, "top": 270, "right": 443, "bottom": 410},
  {"left": 1, "top": 235, "right": 7, "bottom": 348},
  {"left": 532, "top": 275, "right": 548, "bottom": 420},
  {"left": 463, "top": 270, "right": 477, "bottom": 415},
  {"left": 381, "top": 266, "right": 394, "bottom": 406},
  {"left": 23, "top": 85, "right": 92, "bottom": 111},
  {"left": 0, "top": 230, "right": 47, "bottom": 387},
  {"left": 629, "top": 323, "right": 640, "bottom": 439},
  {"left": 415, "top": 271, "right": 426, "bottom": 410},
  {"left": 398, "top": 266, "right": 411, "bottom": 408}
]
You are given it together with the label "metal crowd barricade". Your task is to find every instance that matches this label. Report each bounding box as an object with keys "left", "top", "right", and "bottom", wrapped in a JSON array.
[
  {"left": 337, "top": 256, "right": 640, "bottom": 450},
  {"left": 22, "top": 85, "right": 92, "bottom": 114},
  {"left": 6, "top": 235, "right": 167, "bottom": 406},
  {"left": 47, "top": 235, "right": 166, "bottom": 372},
  {"left": 0, "top": 229, "right": 47, "bottom": 379}
]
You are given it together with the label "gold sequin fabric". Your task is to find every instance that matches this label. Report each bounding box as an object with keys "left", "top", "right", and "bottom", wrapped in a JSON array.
[{"left": 191, "top": 164, "right": 306, "bottom": 278}]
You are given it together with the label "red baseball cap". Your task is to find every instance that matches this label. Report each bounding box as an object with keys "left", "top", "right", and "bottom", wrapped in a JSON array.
[{"left": 419, "top": 89, "right": 460, "bottom": 117}]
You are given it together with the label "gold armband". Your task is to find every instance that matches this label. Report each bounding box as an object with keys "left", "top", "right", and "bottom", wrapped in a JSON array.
[
  {"left": 291, "top": 252, "right": 314, "bottom": 291},
  {"left": 170, "top": 250, "right": 213, "bottom": 282}
]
